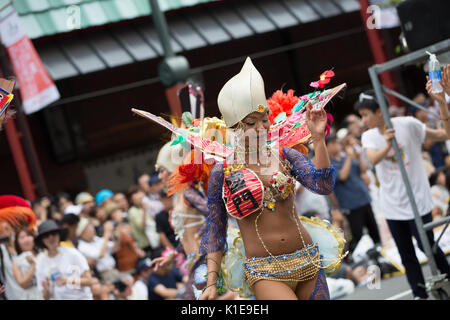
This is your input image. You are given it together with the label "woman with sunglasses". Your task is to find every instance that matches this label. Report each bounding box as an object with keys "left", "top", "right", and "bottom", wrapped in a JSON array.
[{"left": 35, "top": 220, "right": 93, "bottom": 300}]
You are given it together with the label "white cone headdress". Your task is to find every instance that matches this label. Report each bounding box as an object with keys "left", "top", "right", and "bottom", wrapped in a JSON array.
[
  {"left": 218, "top": 57, "right": 267, "bottom": 128},
  {"left": 155, "top": 141, "right": 185, "bottom": 173}
]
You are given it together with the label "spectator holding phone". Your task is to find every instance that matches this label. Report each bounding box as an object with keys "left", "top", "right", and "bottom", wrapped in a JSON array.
[
  {"left": 110, "top": 206, "right": 146, "bottom": 273},
  {"left": 326, "top": 134, "right": 381, "bottom": 254},
  {"left": 12, "top": 228, "right": 42, "bottom": 299},
  {"left": 77, "top": 219, "right": 120, "bottom": 284},
  {"left": 128, "top": 186, "right": 162, "bottom": 259},
  {"left": 112, "top": 273, "right": 134, "bottom": 300}
]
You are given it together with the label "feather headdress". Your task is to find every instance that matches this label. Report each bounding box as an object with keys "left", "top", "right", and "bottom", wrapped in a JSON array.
[{"left": 0, "top": 195, "right": 37, "bottom": 231}]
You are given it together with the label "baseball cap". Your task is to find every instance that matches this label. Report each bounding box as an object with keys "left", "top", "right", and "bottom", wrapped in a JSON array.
[
  {"left": 95, "top": 189, "right": 114, "bottom": 206},
  {"left": 64, "top": 204, "right": 83, "bottom": 215},
  {"left": 336, "top": 128, "right": 349, "bottom": 141},
  {"left": 61, "top": 213, "right": 80, "bottom": 226},
  {"left": 325, "top": 134, "right": 337, "bottom": 145},
  {"left": 136, "top": 258, "right": 153, "bottom": 273},
  {"left": 75, "top": 192, "right": 94, "bottom": 205},
  {"left": 75, "top": 218, "right": 90, "bottom": 238},
  {"left": 103, "top": 201, "right": 119, "bottom": 216},
  {"left": 148, "top": 174, "right": 160, "bottom": 186}
]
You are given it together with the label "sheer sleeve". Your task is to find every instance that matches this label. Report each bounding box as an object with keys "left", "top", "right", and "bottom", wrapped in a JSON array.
[
  {"left": 183, "top": 187, "right": 208, "bottom": 216},
  {"left": 199, "top": 163, "right": 228, "bottom": 255},
  {"left": 176, "top": 242, "right": 185, "bottom": 255},
  {"left": 282, "top": 147, "right": 335, "bottom": 195}
]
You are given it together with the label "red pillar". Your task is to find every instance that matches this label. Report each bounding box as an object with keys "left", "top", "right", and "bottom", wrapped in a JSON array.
[
  {"left": 3, "top": 119, "right": 37, "bottom": 201},
  {"left": 165, "top": 84, "right": 184, "bottom": 126},
  {"left": 359, "top": 0, "right": 403, "bottom": 107},
  {"left": 0, "top": 78, "right": 38, "bottom": 201}
]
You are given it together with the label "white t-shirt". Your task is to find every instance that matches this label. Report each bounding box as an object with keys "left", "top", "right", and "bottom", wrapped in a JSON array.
[
  {"left": 142, "top": 196, "right": 164, "bottom": 218},
  {"left": 35, "top": 246, "right": 93, "bottom": 300},
  {"left": 0, "top": 244, "right": 22, "bottom": 300},
  {"left": 294, "top": 182, "right": 330, "bottom": 220},
  {"left": 361, "top": 117, "right": 433, "bottom": 220},
  {"left": 13, "top": 252, "right": 43, "bottom": 300},
  {"left": 77, "top": 236, "right": 116, "bottom": 273},
  {"left": 130, "top": 279, "right": 148, "bottom": 300}
]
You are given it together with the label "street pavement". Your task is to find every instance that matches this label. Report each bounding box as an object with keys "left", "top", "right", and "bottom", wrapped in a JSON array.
[{"left": 338, "top": 255, "right": 450, "bottom": 300}]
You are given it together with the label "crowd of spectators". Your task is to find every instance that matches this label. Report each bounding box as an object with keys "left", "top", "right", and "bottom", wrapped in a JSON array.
[
  {"left": 1, "top": 76, "right": 449, "bottom": 300},
  {"left": 0, "top": 173, "right": 190, "bottom": 300}
]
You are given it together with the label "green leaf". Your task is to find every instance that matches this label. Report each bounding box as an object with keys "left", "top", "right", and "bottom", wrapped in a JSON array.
[
  {"left": 170, "top": 135, "right": 185, "bottom": 146},
  {"left": 182, "top": 112, "right": 194, "bottom": 127}
]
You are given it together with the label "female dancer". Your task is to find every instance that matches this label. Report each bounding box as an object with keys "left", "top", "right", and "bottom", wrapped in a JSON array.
[
  {"left": 199, "top": 58, "right": 336, "bottom": 300},
  {"left": 153, "top": 124, "right": 237, "bottom": 299},
  {"left": 166, "top": 149, "right": 213, "bottom": 299}
]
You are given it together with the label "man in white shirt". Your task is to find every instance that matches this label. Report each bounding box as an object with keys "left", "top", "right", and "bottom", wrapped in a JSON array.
[
  {"left": 130, "top": 258, "right": 154, "bottom": 300},
  {"left": 356, "top": 90, "right": 450, "bottom": 299}
]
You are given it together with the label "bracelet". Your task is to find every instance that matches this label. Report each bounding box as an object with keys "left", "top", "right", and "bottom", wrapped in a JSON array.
[
  {"left": 206, "top": 257, "right": 220, "bottom": 266},
  {"left": 207, "top": 270, "right": 220, "bottom": 277},
  {"left": 204, "top": 281, "right": 217, "bottom": 291},
  {"left": 443, "top": 116, "right": 450, "bottom": 121}
]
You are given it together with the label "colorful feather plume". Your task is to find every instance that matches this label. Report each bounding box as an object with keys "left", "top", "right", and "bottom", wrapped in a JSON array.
[
  {"left": 167, "top": 149, "right": 215, "bottom": 196},
  {"left": 267, "top": 89, "right": 299, "bottom": 123},
  {"left": 0, "top": 195, "right": 37, "bottom": 231}
]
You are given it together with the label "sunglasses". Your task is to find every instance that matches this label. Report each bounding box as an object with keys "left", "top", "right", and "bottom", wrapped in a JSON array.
[{"left": 41, "top": 230, "right": 60, "bottom": 239}]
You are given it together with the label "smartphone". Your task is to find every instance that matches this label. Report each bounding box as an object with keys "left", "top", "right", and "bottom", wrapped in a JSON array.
[
  {"left": 113, "top": 280, "right": 127, "bottom": 293},
  {"left": 0, "top": 236, "right": 9, "bottom": 244}
]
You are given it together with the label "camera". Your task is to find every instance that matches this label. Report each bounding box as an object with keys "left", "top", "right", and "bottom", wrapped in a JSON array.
[
  {"left": 0, "top": 236, "right": 9, "bottom": 244},
  {"left": 113, "top": 280, "right": 127, "bottom": 293}
]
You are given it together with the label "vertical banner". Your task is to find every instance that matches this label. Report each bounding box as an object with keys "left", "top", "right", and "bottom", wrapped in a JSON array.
[{"left": 0, "top": 9, "right": 60, "bottom": 114}]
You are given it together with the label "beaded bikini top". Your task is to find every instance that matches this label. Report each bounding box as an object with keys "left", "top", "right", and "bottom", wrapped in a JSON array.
[{"left": 222, "top": 149, "right": 296, "bottom": 220}]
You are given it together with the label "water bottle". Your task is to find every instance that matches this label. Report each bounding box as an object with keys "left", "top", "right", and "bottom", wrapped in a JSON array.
[{"left": 427, "top": 51, "right": 443, "bottom": 94}]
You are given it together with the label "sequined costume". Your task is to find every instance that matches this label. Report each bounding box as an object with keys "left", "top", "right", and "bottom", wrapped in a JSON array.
[
  {"left": 132, "top": 58, "right": 347, "bottom": 300},
  {"left": 199, "top": 146, "right": 337, "bottom": 298},
  {"left": 200, "top": 147, "right": 335, "bottom": 252}
]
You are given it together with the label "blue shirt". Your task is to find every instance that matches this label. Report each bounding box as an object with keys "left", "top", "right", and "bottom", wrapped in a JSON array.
[
  {"left": 147, "top": 267, "right": 183, "bottom": 300},
  {"left": 331, "top": 155, "right": 371, "bottom": 210}
]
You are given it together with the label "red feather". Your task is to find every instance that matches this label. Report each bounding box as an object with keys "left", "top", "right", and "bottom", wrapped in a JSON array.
[
  {"left": 267, "top": 89, "right": 299, "bottom": 124},
  {"left": 0, "top": 195, "right": 36, "bottom": 231},
  {"left": 168, "top": 150, "right": 215, "bottom": 196}
]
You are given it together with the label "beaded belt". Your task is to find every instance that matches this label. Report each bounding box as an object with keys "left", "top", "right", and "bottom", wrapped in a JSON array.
[{"left": 243, "top": 242, "right": 320, "bottom": 287}]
